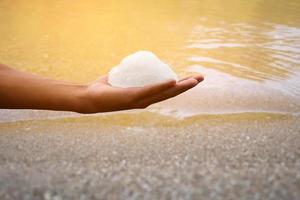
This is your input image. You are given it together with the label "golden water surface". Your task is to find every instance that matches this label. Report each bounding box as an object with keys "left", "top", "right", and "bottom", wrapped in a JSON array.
[{"left": 0, "top": 0, "right": 300, "bottom": 121}]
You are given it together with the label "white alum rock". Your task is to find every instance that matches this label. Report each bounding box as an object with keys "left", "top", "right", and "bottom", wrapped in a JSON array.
[{"left": 108, "top": 51, "right": 178, "bottom": 88}]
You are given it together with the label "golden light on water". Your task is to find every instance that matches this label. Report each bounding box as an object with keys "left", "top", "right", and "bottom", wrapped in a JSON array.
[
  {"left": 1, "top": 0, "right": 299, "bottom": 82},
  {"left": 0, "top": 0, "right": 300, "bottom": 120}
]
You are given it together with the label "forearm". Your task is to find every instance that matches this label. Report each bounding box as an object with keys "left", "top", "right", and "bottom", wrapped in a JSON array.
[{"left": 0, "top": 64, "right": 88, "bottom": 112}]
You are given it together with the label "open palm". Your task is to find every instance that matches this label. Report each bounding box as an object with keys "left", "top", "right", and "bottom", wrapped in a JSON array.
[{"left": 86, "top": 75, "right": 204, "bottom": 113}]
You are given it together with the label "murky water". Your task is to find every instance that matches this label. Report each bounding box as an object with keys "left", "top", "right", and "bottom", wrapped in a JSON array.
[{"left": 0, "top": 0, "right": 300, "bottom": 122}]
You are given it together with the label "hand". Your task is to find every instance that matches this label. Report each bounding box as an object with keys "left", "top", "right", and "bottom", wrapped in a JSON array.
[
  {"left": 0, "top": 63, "right": 203, "bottom": 113},
  {"left": 84, "top": 75, "right": 204, "bottom": 113}
]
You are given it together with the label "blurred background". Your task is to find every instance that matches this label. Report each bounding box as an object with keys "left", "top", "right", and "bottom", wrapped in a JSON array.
[{"left": 0, "top": 0, "right": 299, "bottom": 122}]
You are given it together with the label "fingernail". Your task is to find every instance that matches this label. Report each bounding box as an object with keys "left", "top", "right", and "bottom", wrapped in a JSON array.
[{"left": 191, "top": 78, "right": 199, "bottom": 86}]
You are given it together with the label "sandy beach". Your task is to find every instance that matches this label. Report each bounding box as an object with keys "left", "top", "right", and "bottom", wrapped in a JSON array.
[{"left": 1, "top": 112, "right": 299, "bottom": 200}]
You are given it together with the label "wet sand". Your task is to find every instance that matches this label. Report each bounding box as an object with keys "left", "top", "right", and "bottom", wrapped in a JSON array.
[{"left": 0, "top": 112, "right": 299, "bottom": 200}]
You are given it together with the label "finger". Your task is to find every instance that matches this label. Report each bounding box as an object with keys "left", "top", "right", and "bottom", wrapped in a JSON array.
[
  {"left": 179, "top": 75, "right": 204, "bottom": 82},
  {"left": 138, "top": 78, "right": 199, "bottom": 107},
  {"left": 134, "top": 79, "right": 177, "bottom": 99},
  {"left": 154, "top": 78, "right": 199, "bottom": 101},
  {"left": 192, "top": 74, "right": 204, "bottom": 82}
]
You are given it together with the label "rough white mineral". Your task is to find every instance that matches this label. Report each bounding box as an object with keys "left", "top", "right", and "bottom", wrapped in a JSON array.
[{"left": 108, "top": 51, "right": 178, "bottom": 88}]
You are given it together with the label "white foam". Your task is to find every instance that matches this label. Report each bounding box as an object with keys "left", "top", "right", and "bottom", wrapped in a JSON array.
[{"left": 108, "top": 51, "right": 178, "bottom": 88}]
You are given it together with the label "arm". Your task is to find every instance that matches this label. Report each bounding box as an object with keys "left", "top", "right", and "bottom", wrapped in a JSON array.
[{"left": 0, "top": 63, "right": 203, "bottom": 113}]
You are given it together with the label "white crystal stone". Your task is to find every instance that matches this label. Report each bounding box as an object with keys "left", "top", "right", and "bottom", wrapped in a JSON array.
[{"left": 108, "top": 51, "right": 178, "bottom": 88}]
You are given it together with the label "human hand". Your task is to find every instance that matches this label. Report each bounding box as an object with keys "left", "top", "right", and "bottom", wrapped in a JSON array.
[
  {"left": 83, "top": 75, "right": 204, "bottom": 113},
  {"left": 0, "top": 64, "right": 203, "bottom": 113}
]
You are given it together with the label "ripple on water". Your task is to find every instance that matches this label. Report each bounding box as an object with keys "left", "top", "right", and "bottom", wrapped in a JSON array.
[{"left": 184, "top": 22, "right": 300, "bottom": 95}]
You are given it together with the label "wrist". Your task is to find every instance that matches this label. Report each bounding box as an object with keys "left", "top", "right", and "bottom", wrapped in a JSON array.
[
  {"left": 70, "top": 84, "right": 91, "bottom": 114},
  {"left": 72, "top": 83, "right": 100, "bottom": 114}
]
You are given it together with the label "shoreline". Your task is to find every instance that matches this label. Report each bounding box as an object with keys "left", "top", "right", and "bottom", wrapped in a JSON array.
[{"left": 0, "top": 107, "right": 299, "bottom": 124}]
